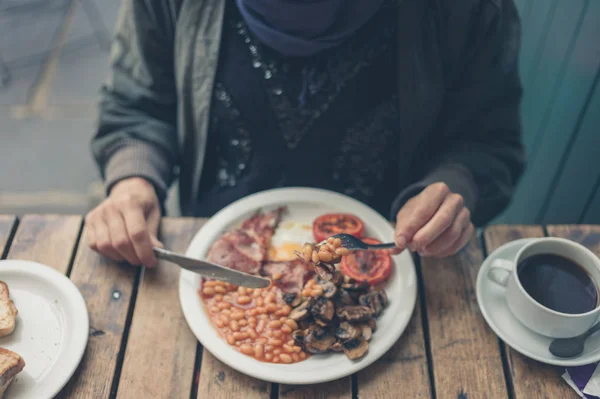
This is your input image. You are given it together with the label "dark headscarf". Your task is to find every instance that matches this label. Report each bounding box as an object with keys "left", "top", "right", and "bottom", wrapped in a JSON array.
[{"left": 236, "top": 0, "right": 386, "bottom": 57}]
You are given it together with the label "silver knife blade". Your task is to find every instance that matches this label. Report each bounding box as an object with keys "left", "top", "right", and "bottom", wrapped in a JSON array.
[{"left": 153, "top": 247, "right": 271, "bottom": 289}]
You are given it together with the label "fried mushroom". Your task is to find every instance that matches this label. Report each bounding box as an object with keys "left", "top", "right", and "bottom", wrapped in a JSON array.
[
  {"left": 330, "top": 341, "right": 344, "bottom": 352},
  {"left": 304, "top": 325, "right": 336, "bottom": 354},
  {"left": 359, "top": 324, "right": 372, "bottom": 341},
  {"left": 359, "top": 290, "right": 388, "bottom": 317},
  {"left": 313, "top": 263, "right": 343, "bottom": 285},
  {"left": 336, "top": 305, "right": 373, "bottom": 323},
  {"left": 320, "top": 281, "right": 337, "bottom": 298},
  {"left": 336, "top": 289, "right": 355, "bottom": 306},
  {"left": 289, "top": 300, "right": 311, "bottom": 321},
  {"left": 298, "top": 318, "right": 314, "bottom": 330},
  {"left": 310, "top": 297, "right": 335, "bottom": 324},
  {"left": 315, "top": 318, "right": 329, "bottom": 327},
  {"left": 341, "top": 281, "right": 369, "bottom": 293},
  {"left": 283, "top": 292, "right": 302, "bottom": 307},
  {"left": 335, "top": 322, "right": 362, "bottom": 341},
  {"left": 292, "top": 329, "right": 305, "bottom": 346},
  {"left": 343, "top": 338, "right": 369, "bottom": 360},
  {"left": 367, "top": 318, "right": 377, "bottom": 330}
]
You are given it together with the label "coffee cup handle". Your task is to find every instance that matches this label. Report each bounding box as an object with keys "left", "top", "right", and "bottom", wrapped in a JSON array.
[{"left": 488, "top": 259, "right": 514, "bottom": 287}]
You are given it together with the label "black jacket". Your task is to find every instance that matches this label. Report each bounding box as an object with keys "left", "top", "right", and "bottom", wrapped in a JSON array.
[{"left": 91, "top": 0, "right": 525, "bottom": 224}]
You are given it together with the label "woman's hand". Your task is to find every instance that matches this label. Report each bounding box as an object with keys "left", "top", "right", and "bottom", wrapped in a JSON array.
[
  {"left": 394, "top": 182, "right": 474, "bottom": 258},
  {"left": 86, "top": 177, "right": 162, "bottom": 267}
]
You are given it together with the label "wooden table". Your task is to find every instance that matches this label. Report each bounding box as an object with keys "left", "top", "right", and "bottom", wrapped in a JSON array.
[{"left": 1, "top": 215, "right": 595, "bottom": 399}]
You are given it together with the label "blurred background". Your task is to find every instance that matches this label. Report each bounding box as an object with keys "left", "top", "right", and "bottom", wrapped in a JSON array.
[{"left": 0, "top": 0, "right": 599, "bottom": 224}]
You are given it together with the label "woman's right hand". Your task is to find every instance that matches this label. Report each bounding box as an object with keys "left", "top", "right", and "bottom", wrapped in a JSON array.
[{"left": 86, "top": 177, "right": 162, "bottom": 267}]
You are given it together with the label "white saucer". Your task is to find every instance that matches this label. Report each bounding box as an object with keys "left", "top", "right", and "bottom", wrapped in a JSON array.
[
  {"left": 0, "top": 260, "right": 89, "bottom": 399},
  {"left": 476, "top": 238, "right": 600, "bottom": 367}
]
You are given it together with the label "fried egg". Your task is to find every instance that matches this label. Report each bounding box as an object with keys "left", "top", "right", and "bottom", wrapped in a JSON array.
[{"left": 268, "top": 221, "right": 314, "bottom": 261}]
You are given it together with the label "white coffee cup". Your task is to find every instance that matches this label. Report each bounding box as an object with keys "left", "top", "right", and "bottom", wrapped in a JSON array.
[{"left": 488, "top": 237, "right": 600, "bottom": 338}]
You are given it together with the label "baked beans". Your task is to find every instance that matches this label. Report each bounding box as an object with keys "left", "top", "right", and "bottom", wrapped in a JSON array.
[
  {"left": 200, "top": 280, "right": 309, "bottom": 364},
  {"left": 303, "top": 238, "right": 347, "bottom": 264}
]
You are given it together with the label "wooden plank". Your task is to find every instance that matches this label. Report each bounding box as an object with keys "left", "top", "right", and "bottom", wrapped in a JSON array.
[
  {"left": 484, "top": 225, "right": 545, "bottom": 250},
  {"left": 280, "top": 377, "right": 351, "bottom": 399},
  {"left": 196, "top": 352, "right": 272, "bottom": 399},
  {"left": 547, "top": 225, "right": 600, "bottom": 254},
  {"left": 116, "top": 218, "right": 203, "bottom": 399},
  {"left": 420, "top": 236, "right": 508, "bottom": 399},
  {"left": 58, "top": 227, "right": 139, "bottom": 398},
  {"left": 543, "top": 77, "right": 600, "bottom": 223},
  {"left": 505, "top": 355, "right": 576, "bottom": 399},
  {"left": 356, "top": 296, "right": 431, "bottom": 399},
  {"left": 0, "top": 215, "right": 17, "bottom": 258},
  {"left": 483, "top": 225, "right": 577, "bottom": 399},
  {"left": 505, "top": 0, "right": 600, "bottom": 224},
  {"left": 6, "top": 215, "right": 82, "bottom": 273}
]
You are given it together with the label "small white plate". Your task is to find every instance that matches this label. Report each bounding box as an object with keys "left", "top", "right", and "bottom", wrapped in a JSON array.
[
  {"left": 0, "top": 260, "right": 89, "bottom": 399},
  {"left": 476, "top": 238, "right": 600, "bottom": 366},
  {"left": 179, "top": 187, "right": 418, "bottom": 384}
]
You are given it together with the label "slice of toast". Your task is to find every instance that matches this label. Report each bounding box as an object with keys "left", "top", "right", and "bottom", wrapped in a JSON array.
[
  {"left": 0, "top": 348, "right": 25, "bottom": 399},
  {"left": 0, "top": 282, "right": 17, "bottom": 337}
]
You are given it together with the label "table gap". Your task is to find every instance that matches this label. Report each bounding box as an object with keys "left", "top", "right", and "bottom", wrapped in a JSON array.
[
  {"left": 352, "top": 374, "right": 358, "bottom": 399},
  {"left": 415, "top": 254, "right": 437, "bottom": 399},
  {"left": 270, "top": 383, "right": 279, "bottom": 399},
  {"left": 479, "top": 230, "right": 515, "bottom": 399},
  {"left": 0, "top": 217, "right": 19, "bottom": 260},
  {"left": 542, "top": 225, "right": 550, "bottom": 237},
  {"left": 65, "top": 218, "right": 84, "bottom": 277},
  {"left": 498, "top": 340, "right": 515, "bottom": 399},
  {"left": 190, "top": 342, "right": 203, "bottom": 399},
  {"left": 109, "top": 266, "right": 143, "bottom": 399}
]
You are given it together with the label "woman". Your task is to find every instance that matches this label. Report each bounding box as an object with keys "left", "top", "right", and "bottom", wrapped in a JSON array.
[{"left": 87, "top": 0, "right": 525, "bottom": 267}]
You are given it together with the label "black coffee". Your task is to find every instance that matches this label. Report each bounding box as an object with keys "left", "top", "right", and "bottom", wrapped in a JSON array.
[{"left": 517, "top": 254, "right": 598, "bottom": 314}]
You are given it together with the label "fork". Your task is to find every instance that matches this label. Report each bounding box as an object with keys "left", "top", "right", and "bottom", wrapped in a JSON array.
[{"left": 323, "top": 233, "right": 397, "bottom": 251}]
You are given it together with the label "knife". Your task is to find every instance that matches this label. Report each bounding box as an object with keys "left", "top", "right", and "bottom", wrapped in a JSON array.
[{"left": 153, "top": 247, "right": 271, "bottom": 289}]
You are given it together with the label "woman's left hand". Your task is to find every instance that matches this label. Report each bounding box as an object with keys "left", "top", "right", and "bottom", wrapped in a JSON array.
[{"left": 393, "top": 182, "right": 475, "bottom": 258}]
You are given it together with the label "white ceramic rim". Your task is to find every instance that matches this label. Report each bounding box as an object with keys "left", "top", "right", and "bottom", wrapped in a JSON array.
[
  {"left": 510, "top": 237, "right": 600, "bottom": 318},
  {"left": 0, "top": 260, "right": 89, "bottom": 398},
  {"left": 476, "top": 238, "right": 600, "bottom": 367},
  {"left": 178, "top": 187, "right": 418, "bottom": 384}
]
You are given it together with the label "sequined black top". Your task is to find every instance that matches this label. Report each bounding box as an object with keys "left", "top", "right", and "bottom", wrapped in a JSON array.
[{"left": 195, "top": 1, "right": 402, "bottom": 217}]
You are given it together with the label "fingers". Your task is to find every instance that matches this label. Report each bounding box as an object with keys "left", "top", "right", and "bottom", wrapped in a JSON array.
[
  {"left": 434, "top": 223, "right": 475, "bottom": 258},
  {"left": 91, "top": 213, "right": 124, "bottom": 262},
  {"left": 151, "top": 235, "right": 164, "bottom": 248},
  {"left": 122, "top": 205, "right": 158, "bottom": 267},
  {"left": 86, "top": 178, "right": 161, "bottom": 267},
  {"left": 411, "top": 193, "right": 464, "bottom": 251},
  {"left": 394, "top": 235, "right": 407, "bottom": 251},
  {"left": 86, "top": 223, "right": 97, "bottom": 251},
  {"left": 387, "top": 247, "right": 403, "bottom": 255},
  {"left": 395, "top": 183, "right": 450, "bottom": 247},
  {"left": 146, "top": 205, "right": 163, "bottom": 246},
  {"left": 106, "top": 210, "right": 141, "bottom": 265},
  {"left": 421, "top": 208, "right": 471, "bottom": 256},
  {"left": 87, "top": 205, "right": 157, "bottom": 267},
  {"left": 394, "top": 182, "right": 476, "bottom": 258}
]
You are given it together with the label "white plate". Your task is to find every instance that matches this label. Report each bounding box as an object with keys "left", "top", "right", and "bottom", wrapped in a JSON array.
[
  {"left": 179, "top": 187, "right": 418, "bottom": 385},
  {"left": 0, "top": 260, "right": 89, "bottom": 399},
  {"left": 476, "top": 238, "right": 600, "bottom": 366}
]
